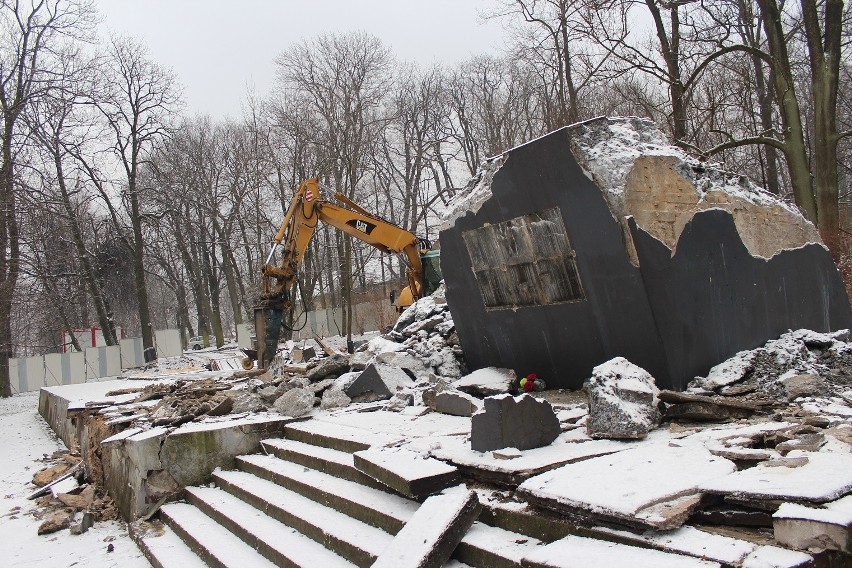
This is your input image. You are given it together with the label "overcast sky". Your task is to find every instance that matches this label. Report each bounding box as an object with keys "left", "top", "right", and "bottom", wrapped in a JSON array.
[{"left": 95, "top": 0, "right": 509, "bottom": 119}]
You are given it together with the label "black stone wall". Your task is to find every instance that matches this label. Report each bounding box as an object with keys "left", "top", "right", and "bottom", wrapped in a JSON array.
[
  {"left": 440, "top": 127, "right": 852, "bottom": 391},
  {"left": 440, "top": 128, "right": 670, "bottom": 389}
]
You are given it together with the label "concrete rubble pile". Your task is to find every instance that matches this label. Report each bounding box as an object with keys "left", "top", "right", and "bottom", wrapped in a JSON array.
[{"left": 26, "top": 449, "right": 119, "bottom": 537}]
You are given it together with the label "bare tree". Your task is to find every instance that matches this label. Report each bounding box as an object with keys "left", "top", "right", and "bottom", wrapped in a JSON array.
[
  {"left": 87, "top": 35, "right": 181, "bottom": 361},
  {"left": 275, "top": 32, "right": 391, "bottom": 350},
  {"left": 0, "top": 0, "right": 94, "bottom": 396}
]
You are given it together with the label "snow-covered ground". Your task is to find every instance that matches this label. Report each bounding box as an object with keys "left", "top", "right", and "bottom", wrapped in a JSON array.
[{"left": 0, "top": 392, "right": 149, "bottom": 568}]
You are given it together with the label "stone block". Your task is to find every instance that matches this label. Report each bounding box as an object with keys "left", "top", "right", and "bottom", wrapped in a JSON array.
[
  {"left": 320, "top": 387, "right": 351, "bottom": 410},
  {"left": 470, "top": 394, "right": 560, "bottom": 452},
  {"left": 272, "top": 388, "right": 316, "bottom": 417},
  {"left": 780, "top": 373, "right": 827, "bottom": 401},
  {"left": 453, "top": 367, "right": 515, "bottom": 397},
  {"left": 291, "top": 346, "right": 316, "bottom": 363},
  {"left": 345, "top": 363, "right": 414, "bottom": 401},
  {"left": 434, "top": 390, "right": 481, "bottom": 417},
  {"left": 585, "top": 357, "right": 660, "bottom": 440}
]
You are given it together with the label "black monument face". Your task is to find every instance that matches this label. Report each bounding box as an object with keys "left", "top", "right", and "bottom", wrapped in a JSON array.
[{"left": 440, "top": 126, "right": 851, "bottom": 391}]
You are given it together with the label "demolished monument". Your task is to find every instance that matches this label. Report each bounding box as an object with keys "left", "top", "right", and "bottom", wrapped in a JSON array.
[{"left": 439, "top": 117, "right": 852, "bottom": 391}]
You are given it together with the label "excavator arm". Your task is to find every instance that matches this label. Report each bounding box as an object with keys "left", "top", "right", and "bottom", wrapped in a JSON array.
[{"left": 252, "top": 178, "right": 426, "bottom": 368}]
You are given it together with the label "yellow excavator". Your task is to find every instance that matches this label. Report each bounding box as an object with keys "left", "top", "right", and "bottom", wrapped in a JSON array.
[{"left": 248, "top": 178, "right": 441, "bottom": 368}]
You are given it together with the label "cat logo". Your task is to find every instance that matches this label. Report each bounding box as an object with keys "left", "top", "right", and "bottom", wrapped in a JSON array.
[{"left": 347, "top": 218, "right": 376, "bottom": 235}]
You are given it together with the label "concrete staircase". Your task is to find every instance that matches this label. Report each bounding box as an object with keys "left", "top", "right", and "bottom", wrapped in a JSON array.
[{"left": 131, "top": 421, "right": 544, "bottom": 568}]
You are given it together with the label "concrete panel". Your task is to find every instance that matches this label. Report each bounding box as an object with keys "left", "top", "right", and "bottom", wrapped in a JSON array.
[
  {"left": 85, "top": 347, "right": 102, "bottom": 380},
  {"left": 24, "top": 356, "right": 46, "bottom": 392},
  {"left": 236, "top": 324, "right": 253, "bottom": 349},
  {"left": 103, "top": 345, "right": 121, "bottom": 376},
  {"left": 68, "top": 352, "right": 85, "bottom": 384},
  {"left": 440, "top": 127, "right": 668, "bottom": 390},
  {"left": 44, "top": 353, "right": 63, "bottom": 387},
  {"left": 120, "top": 337, "right": 144, "bottom": 369},
  {"left": 155, "top": 328, "right": 182, "bottom": 358},
  {"left": 629, "top": 210, "right": 852, "bottom": 390},
  {"left": 9, "top": 357, "right": 19, "bottom": 393}
]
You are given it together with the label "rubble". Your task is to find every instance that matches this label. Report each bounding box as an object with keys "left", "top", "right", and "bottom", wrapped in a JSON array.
[
  {"left": 434, "top": 390, "right": 481, "bottom": 417},
  {"left": 470, "top": 394, "right": 561, "bottom": 452},
  {"left": 272, "top": 387, "right": 316, "bottom": 417},
  {"left": 585, "top": 357, "right": 660, "bottom": 439},
  {"left": 344, "top": 363, "right": 414, "bottom": 401}
]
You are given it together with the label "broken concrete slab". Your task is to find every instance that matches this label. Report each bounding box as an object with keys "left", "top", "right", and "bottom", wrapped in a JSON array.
[
  {"left": 306, "top": 353, "right": 350, "bottom": 381},
  {"left": 344, "top": 363, "right": 414, "bottom": 401},
  {"left": 585, "top": 357, "right": 660, "bottom": 439},
  {"left": 517, "top": 444, "right": 736, "bottom": 530},
  {"left": 371, "top": 489, "right": 480, "bottom": 568},
  {"left": 434, "top": 390, "right": 481, "bottom": 417},
  {"left": 470, "top": 394, "right": 560, "bottom": 452},
  {"left": 38, "top": 509, "right": 75, "bottom": 535},
  {"left": 699, "top": 451, "right": 852, "bottom": 504},
  {"left": 773, "top": 495, "right": 852, "bottom": 553},
  {"left": 453, "top": 367, "right": 516, "bottom": 397},
  {"left": 521, "top": 534, "right": 721, "bottom": 567},
  {"left": 353, "top": 446, "right": 459, "bottom": 499},
  {"left": 659, "top": 390, "right": 759, "bottom": 421},
  {"left": 440, "top": 117, "right": 851, "bottom": 392}
]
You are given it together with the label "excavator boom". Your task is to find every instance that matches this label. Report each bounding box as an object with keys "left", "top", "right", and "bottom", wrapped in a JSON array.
[{"left": 252, "top": 178, "right": 431, "bottom": 368}]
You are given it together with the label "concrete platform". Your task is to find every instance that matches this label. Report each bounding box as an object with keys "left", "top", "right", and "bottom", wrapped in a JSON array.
[{"left": 38, "top": 380, "right": 296, "bottom": 520}]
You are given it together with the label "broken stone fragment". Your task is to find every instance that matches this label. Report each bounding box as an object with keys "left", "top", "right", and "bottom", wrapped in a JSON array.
[
  {"left": 585, "top": 357, "right": 660, "bottom": 440},
  {"left": 780, "top": 373, "right": 827, "bottom": 401},
  {"left": 659, "top": 390, "right": 758, "bottom": 422},
  {"left": 57, "top": 484, "right": 96, "bottom": 509},
  {"left": 470, "top": 394, "right": 560, "bottom": 452},
  {"left": 453, "top": 367, "right": 516, "bottom": 397},
  {"left": 228, "top": 392, "right": 264, "bottom": 413},
  {"left": 69, "top": 511, "right": 94, "bottom": 535},
  {"left": 308, "top": 378, "right": 337, "bottom": 395},
  {"left": 272, "top": 388, "right": 316, "bottom": 417},
  {"left": 344, "top": 363, "right": 414, "bottom": 401},
  {"left": 320, "top": 386, "right": 351, "bottom": 410},
  {"left": 402, "top": 315, "right": 445, "bottom": 337},
  {"left": 145, "top": 470, "right": 179, "bottom": 503},
  {"left": 375, "top": 351, "right": 429, "bottom": 379},
  {"left": 306, "top": 353, "right": 350, "bottom": 381},
  {"left": 38, "top": 509, "right": 74, "bottom": 535},
  {"left": 773, "top": 495, "right": 852, "bottom": 553},
  {"left": 290, "top": 346, "right": 316, "bottom": 363},
  {"left": 434, "top": 390, "right": 481, "bottom": 417},
  {"left": 32, "top": 462, "right": 72, "bottom": 487},
  {"left": 775, "top": 433, "right": 825, "bottom": 454},
  {"left": 385, "top": 392, "right": 414, "bottom": 412}
]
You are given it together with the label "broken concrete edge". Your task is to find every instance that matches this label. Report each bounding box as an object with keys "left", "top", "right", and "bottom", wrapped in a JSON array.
[
  {"left": 352, "top": 447, "right": 460, "bottom": 500},
  {"left": 39, "top": 382, "right": 301, "bottom": 520},
  {"left": 371, "top": 488, "right": 481, "bottom": 568}
]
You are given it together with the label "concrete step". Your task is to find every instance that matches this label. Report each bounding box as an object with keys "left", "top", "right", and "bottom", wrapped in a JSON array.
[
  {"left": 185, "top": 486, "right": 355, "bottom": 568},
  {"left": 131, "top": 521, "right": 210, "bottom": 568},
  {"left": 261, "top": 437, "right": 389, "bottom": 490},
  {"left": 237, "top": 453, "right": 418, "bottom": 533},
  {"left": 159, "top": 502, "right": 278, "bottom": 568},
  {"left": 213, "top": 468, "right": 394, "bottom": 567},
  {"left": 457, "top": 522, "right": 545, "bottom": 568},
  {"left": 283, "top": 421, "right": 380, "bottom": 453}
]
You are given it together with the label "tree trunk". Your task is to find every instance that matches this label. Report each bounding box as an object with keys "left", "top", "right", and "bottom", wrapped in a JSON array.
[{"left": 757, "top": 0, "right": 818, "bottom": 222}]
